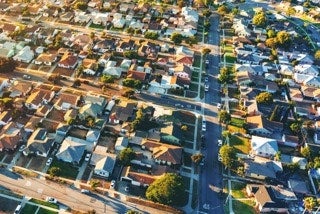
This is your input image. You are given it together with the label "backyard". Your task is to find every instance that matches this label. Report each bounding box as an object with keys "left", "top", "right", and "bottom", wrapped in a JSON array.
[{"left": 49, "top": 159, "right": 79, "bottom": 180}]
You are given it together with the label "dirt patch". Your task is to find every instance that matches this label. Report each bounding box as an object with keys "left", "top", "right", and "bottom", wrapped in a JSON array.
[
  {"left": 28, "top": 156, "right": 46, "bottom": 171},
  {"left": 3, "top": 154, "right": 14, "bottom": 164},
  {"left": 39, "top": 65, "right": 52, "bottom": 72},
  {"left": 98, "top": 135, "right": 117, "bottom": 153},
  {"left": 46, "top": 108, "right": 66, "bottom": 123},
  {"left": 15, "top": 155, "right": 30, "bottom": 167},
  {"left": 0, "top": 196, "right": 20, "bottom": 213}
]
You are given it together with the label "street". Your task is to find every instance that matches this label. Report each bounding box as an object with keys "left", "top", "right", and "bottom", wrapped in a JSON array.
[
  {"left": 0, "top": 168, "right": 171, "bottom": 214},
  {"left": 198, "top": 13, "right": 224, "bottom": 214}
]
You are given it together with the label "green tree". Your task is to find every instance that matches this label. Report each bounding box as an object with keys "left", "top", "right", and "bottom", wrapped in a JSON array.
[
  {"left": 303, "top": 197, "right": 318, "bottom": 212},
  {"left": 0, "top": 58, "right": 17, "bottom": 73},
  {"left": 123, "top": 50, "right": 138, "bottom": 59},
  {"left": 222, "top": 130, "right": 231, "bottom": 139},
  {"left": 276, "top": 31, "right": 291, "bottom": 47},
  {"left": 74, "top": 1, "right": 88, "bottom": 11},
  {"left": 314, "top": 50, "right": 320, "bottom": 60},
  {"left": 275, "top": 151, "right": 281, "bottom": 161},
  {"left": 191, "top": 153, "right": 204, "bottom": 165},
  {"left": 266, "top": 38, "right": 278, "bottom": 48},
  {"left": 237, "top": 166, "right": 244, "bottom": 176},
  {"left": 100, "top": 74, "right": 115, "bottom": 84},
  {"left": 89, "top": 179, "right": 100, "bottom": 190},
  {"left": 123, "top": 78, "right": 142, "bottom": 89},
  {"left": 48, "top": 166, "right": 61, "bottom": 177},
  {"left": 202, "top": 9, "right": 212, "bottom": 17},
  {"left": 267, "top": 29, "right": 276, "bottom": 38},
  {"left": 202, "top": 48, "right": 211, "bottom": 55},
  {"left": 256, "top": 92, "right": 273, "bottom": 104},
  {"left": 252, "top": 11, "right": 267, "bottom": 27},
  {"left": 218, "top": 67, "right": 233, "bottom": 84},
  {"left": 122, "top": 89, "right": 135, "bottom": 98},
  {"left": 217, "top": 5, "right": 230, "bottom": 15},
  {"left": 290, "top": 122, "right": 301, "bottom": 134},
  {"left": 185, "top": 36, "right": 198, "bottom": 46},
  {"left": 181, "top": 125, "right": 188, "bottom": 132},
  {"left": 313, "top": 157, "right": 320, "bottom": 168},
  {"left": 119, "top": 148, "right": 136, "bottom": 166},
  {"left": 219, "top": 145, "right": 236, "bottom": 168},
  {"left": 301, "top": 146, "right": 311, "bottom": 159},
  {"left": 144, "top": 32, "right": 159, "bottom": 40},
  {"left": 126, "top": 210, "right": 141, "bottom": 214},
  {"left": 286, "top": 7, "right": 296, "bottom": 16},
  {"left": 146, "top": 173, "right": 185, "bottom": 206},
  {"left": 219, "top": 110, "right": 231, "bottom": 124},
  {"left": 171, "top": 33, "right": 183, "bottom": 45}
]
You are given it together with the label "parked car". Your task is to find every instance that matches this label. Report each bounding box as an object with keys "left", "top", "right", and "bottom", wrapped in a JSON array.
[
  {"left": 19, "top": 145, "right": 26, "bottom": 152},
  {"left": 85, "top": 153, "right": 91, "bottom": 161},
  {"left": 202, "top": 120, "right": 206, "bottom": 132},
  {"left": 218, "top": 155, "right": 222, "bottom": 162},
  {"left": 204, "top": 76, "right": 209, "bottom": 82},
  {"left": 205, "top": 60, "right": 209, "bottom": 64},
  {"left": 217, "top": 103, "right": 222, "bottom": 110},
  {"left": 14, "top": 204, "right": 22, "bottom": 214},
  {"left": 46, "top": 158, "right": 53, "bottom": 166},
  {"left": 81, "top": 189, "right": 90, "bottom": 194},
  {"left": 218, "top": 140, "right": 222, "bottom": 146},
  {"left": 110, "top": 180, "right": 116, "bottom": 189},
  {"left": 125, "top": 186, "right": 129, "bottom": 192},
  {"left": 205, "top": 84, "right": 209, "bottom": 92},
  {"left": 23, "top": 75, "right": 31, "bottom": 79},
  {"left": 46, "top": 197, "right": 57, "bottom": 204}
]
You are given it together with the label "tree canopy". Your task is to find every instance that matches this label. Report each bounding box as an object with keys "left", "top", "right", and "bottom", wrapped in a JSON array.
[
  {"left": 122, "top": 78, "right": 142, "bottom": 89},
  {"left": 303, "top": 197, "right": 318, "bottom": 211},
  {"left": 219, "top": 110, "right": 231, "bottom": 124},
  {"left": 252, "top": 11, "right": 267, "bottom": 27},
  {"left": 118, "top": 148, "right": 136, "bottom": 166},
  {"left": 100, "top": 74, "right": 115, "bottom": 84},
  {"left": 74, "top": 1, "right": 88, "bottom": 11},
  {"left": 219, "top": 145, "right": 236, "bottom": 168},
  {"left": 191, "top": 153, "right": 204, "bottom": 165},
  {"left": 144, "top": 32, "right": 159, "bottom": 40},
  {"left": 171, "top": 33, "right": 184, "bottom": 45},
  {"left": 256, "top": 92, "right": 273, "bottom": 104},
  {"left": 276, "top": 31, "right": 291, "bottom": 47},
  {"left": 0, "top": 58, "right": 16, "bottom": 73},
  {"left": 146, "top": 173, "right": 185, "bottom": 206},
  {"left": 314, "top": 50, "right": 320, "bottom": 60},
  {"left": 218, "top": 67, "right": 233, "bottom": 84}
]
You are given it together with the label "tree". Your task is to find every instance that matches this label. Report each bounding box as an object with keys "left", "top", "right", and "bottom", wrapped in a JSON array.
[
  {"left": 123, "top": 78, "right": 142, "bottom": 89},
  {"left": 286, "top": 7, "right": 296, "bottom": 16},
  {"left": 237, "top": 166, "right": 244, "bottom": 176},
  {"left": 74, "top": 1, "right": 88, "bottom": 11},
  {"left": 313, "top": 157, "right": 320, "bottom": 168},
  {"left": 219, "top": 110, "right": 231, "bottom": 124},
  {"left": 0, "top": 58, "right": 16, "bottom": 73},
  {"left": 100, "top": 74, "right": 115, "bottom": 84},
  {"left": 217, "top": 5, "right": 229, "bottom": 15},
  {"left": 144, "top": 32, "right": 159, "bottom": 40},
  {"left": 181, "top": 125, "right": 188, "bottom": 132},
  {"left": 202, "top": 9, "right": 212, "bottom": 17},
  {"left": 119, "top": 148, "right": 136, "bottom": 166},
  {"left": 73, "top": 79, "right": 81, "bottom": 87},
  {"left": 301, "top": 146, "right": 311, "bottom": 159},
  {"left": 267, "top": 29, "right": 276, "bottom": 38},
  {"left": 256, "top": 92, "right": 273, "bottom": 104},
  {"left": 185, "top": 36, "right": 198, "bottom": 46},
  {"left": 219, "top": 145, "right": 236, "bottom": 168},
  {"left": 191, "top": 153, "right": 204, "bottom": 165},
  {"left": 276, "top": 31, "right": 291, "bottom": 47},
  {"left": 171, "top": 33, "right": 183, "bottom": 45},
  {"left": 252, "top": 11, "right": 267, "bottom": 27},
  {"left": 314, "top": 50, "right": 320, "bottom": 60},
  {"left": 122, "top": 89, "right": 135, "bottom": 98},
  {"left": 126, "top": 210, "right": 141, "bottom": 214},
  {"left": 146, "top": 173, "right": 185, "bottom": 206},
  {"left": 202, "top": 48, "right": 211, "bottom": 56},
  {"left": 48, "top": 167, "right": 61, "bottom": 177},
  {"left": 290, "top": 122, "right": 301, "bottom": 134},
  {"left": 222, "top": 130, "right": 231, "bottom": 139},
  {"left": 90, "top": 179, "right": 100, "bottom": 190},
  {"left": 275, "top": 151, "right": 281, "bottom": 161},
  {"left": 303, "top": 197, "right": 318, "bottom": 212},
  {"left": 265, "top": 38, "right": 278, "bottom": 48},
  {"left": 218, "top": 67, "right": 233, "bottom": 84},
  {"left": 123, "top": 51, "right": 138, "bottom": 59}
]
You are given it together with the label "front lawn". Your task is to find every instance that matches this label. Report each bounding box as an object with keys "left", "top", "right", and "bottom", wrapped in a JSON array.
[
  {"left": 172, "top": 111, "right": 196, "bottom": 124},
  {"left": 191, "top": 179, "right": 198, "bottom": 209},
  {"left": 229, "top": 135, "right": 251, "bottom": 154},
  {"left": 232, "top": 199, "right": 256, "bottom": 214},
  {"left": 193, "top": 54, "right": 201, "bottom": 68},
  {"left": 225, "top": 54, "right": 236, "bottom": 64},
  {"left": 37, "top": 208, "right": 58, "bottom": 214},
  {"left": 49, "top": 159, "right": 79, "bottom": 180},
  {"left": 21, "top": 204, "right": 38, "bottom": 214},
  {"left": 231, "top": 182, "right": 246, "bottom": 198},
  {"left": 230, "top": 118, "right": 245, "bottom": 128},
  {"left": 29, "top": 199, "right": 59, "bottom": 209}
]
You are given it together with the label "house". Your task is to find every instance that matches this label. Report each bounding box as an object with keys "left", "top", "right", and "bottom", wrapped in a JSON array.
[
  {"left": 55, "top": 137, "right": 87, "bottom": 164},
  {"left": 181, "top": 7, "right": 199, "bottom": 22},
  {"left": 102, "top": 61, "right": 122, "bottom": 78},
  {"left": 78, "top": 103, "right": 103, "bottom": 120},
  {"left": 24, "top": 116, "right": 42, "bottom": 133},
  {"left": 60, "top": 11, "right": 74, "bottom": 22},
  {"left": 94, "top": 154, "right": 116, "bottom": 178},
  {"left": 35, "top": 105, "right": 51, "bottom": 118},
  {"left": 112, "top": 13, "right": 126, "bottom": 28},
  {"left": 236, "top": 71, "right": 253, "bottom": 86},
  {"left": 116, "top": 39, "right": 137, "bottom": 52},
  {"left": 86, "top": 129, "right": 100, "bottom": 143},
  {"left": 246, "top": 115, "right": 283, "bottom": 137},
  {"left": 279, "top": 65, "right": 294, "bottom": 76},
  {"left": 9, "top": 81, "right": 32, "bottom": 98},
  {"left": 138, "top": 42, "right": 159, "bottom": 60},
  {"left": 115, "top": 137, "right": 129, "bottom": 151},
  {"left": 58, "top": 53, "right": 78, "bottom": 69},
  {"left": 288, "top": 178, "right": 312, "bottom": 195},
  {"left": 289, "top": 88, "right": 303, "bottom": 102},
  {"left": 152, "top": 144, "right": 182, "bottom": 167},
  {"left": 25, "top": 88, "right": 55, "bottom": 110},
  {"left": 251, "top": 135, "right": 278, "bottom": 158},
  {"left": 34, "top": 53, "right": 57, "bottom": 66},
  {"left": 160, "top": 123, "right": 180, "bottom": 145},
  {"left": 294, "top": 64, "right": 318, "bottom": 76},
  {"left": 74, "top": 11, "right": 91, "bottom": 24},
  {"left": 244, "top": 157, "right": 283, "bottom": 180},
  {"left": 109, "top": 101, "right": 136, "bottom": 124},
  {"left": 26, "top": 128, "right": 54, "bottom": 157},
  {"left": 93, "top": 39, "right": 116, "bottom": 53},
  {"left": 0, "top": 111, "right": 12, "bottom": 126},
  {"left": 71, "top": 34, "right": 93, "bottom": 49},
  {"left": 246, "top": 184, "right": 297, "bottom": 213},
  {"left": 54, "top": 92, "right": 80, "bottom": 110},
  {"left": 13, "top": 46, "right": 34, "bottom": 63},
  {"left": 304, "top": 76, "right": 320, "bottom": 88},
  {"left": 280, "top": 154, "right": 307, "bottom": 170},
  {"left": 0, "top": 122, "right": 21, "bottom": 151}
]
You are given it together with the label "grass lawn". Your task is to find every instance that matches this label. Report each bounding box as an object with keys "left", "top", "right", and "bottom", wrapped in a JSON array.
[
  {"left": 37, "top": 207, "right": 58, "bottom": 214},
  {"left": 227, "top": 125, "right": 244, "bottom": 134},
  {"left": 89, "top": 23, "right": 104, "bottom": 29},
  {"left": 232, "top": 199, "right": 256, "bottom": 214},
  {"left": 30, "top": 199, "right": 59, "bottom": 209},
  {"left": 21, "top": 204, "right": 38, "bottom": 214},
  {"left": 229, "top": 135, "right": 250, "bottom": 154},
  {"left": 225, "top": 54, "right": 236, "bottom": 64},
  {"left": 189, "top": 82, "right": 198, "bottom": 91},
  {"left": 231, "top": 182, "right": 246, "bottom": 198},
  {"left": 183, "top": 152, "right": 192, "bottom": 167},
  {"left": 49, "top": 159, "right": 79, "bottom": 180},
  {"left": 193, "top": 54, "right": 201, "bottom": 68},
  {"left": 224, "top": 45, "right": 234, "bottom": 53},
  {"left": 191, "top": 179, "right": 198, "bottom": 209},
  {"left": 172, "top": 111, "right": 196, "bottom": 124},
  {"left": 230, "top": 118, "right": 245, "bottom": 128}
]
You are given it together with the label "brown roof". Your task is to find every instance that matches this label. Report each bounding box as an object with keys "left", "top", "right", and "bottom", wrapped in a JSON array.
[
  {"left": 58, "top": 53, "right": 78, "bottom": 67},
  {"left": 54, "top": 92, "right": 80, "bottom": 108},
  {"left": 35, "top": 105, "right": 51, "bottom": 117},
  {"left": 25, "top": 116, "right": 42, "bottom": 131},
  {"left": 35, "top": 53, "right": 57, "bottom": 63},
  {"left": 127, "top": 70, "right": 146, "bottom": 82},
  {"left": 0, "top": 111, "right": 12, "bottom": 123},
  {"left": 175, "top": 55, "right": 193, "bottom": 65},
  {"left": 0, "top": 122, "right": 21, "bottom": 151},
  {"left": 2, "top": 23, "right": 16, "bottom": 33},
  {"left": 152, "top": 144, "right": 182, "bottom": 165},
  {"left": 26, "top": 88, "right": 54, "bottom": 106},
  {"left": 246, "top": 115, "right": 283, "bottom": 132}
]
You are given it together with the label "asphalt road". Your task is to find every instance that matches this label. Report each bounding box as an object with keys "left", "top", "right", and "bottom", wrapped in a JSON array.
[
  {"left": 198, "top": 13, "right": 224, "bottom": 214},
  {"left": 0, "top": 168, "right": 171, "bottom": 214}
]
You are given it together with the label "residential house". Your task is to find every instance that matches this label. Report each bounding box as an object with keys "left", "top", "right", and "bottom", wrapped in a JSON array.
[
  {"left": 102, "top": 61, "right": 123, "bottom": 78},
  {"left": 244, "top": 157, "right": 283, "bottom": 180},
  {"left": 251, "top": 135, "right": 279, "bottom": 158},
  {"left": 91, "top": 12, "right": 110, "bottom": 26},
  {"left": 57, "top": 53, "right": 78, "bottom": 69},
  {"left": 93, "top": 39, "right": 116, "bottom": 53},
  {"left": 35, "top": 105, "right": 51, "bottom": 118},
  {"left": 289, "top": 88, "right": 303, "bottom": 102},
  {"left": 55, "top": 137, "right": 86, "bottom": 164},
  {"left": 74, "top": 11, "right": 91, "bottom": 24},
  {"left": 78, "top": 103, "right": 103, "bottom": 120},
  {"left": 34, "top": 53, "right": 57, "bottom": 66},
  {"left": 280, "top": 154, "right": 307, "bottom": 170},
  {"left": 138, "top": 42, "right": 159, "bottom": 60},
  {"left": 246, "top": 115, "right": 283, "bottom": 137},
  {"left": 0, "top": 111, "right": 12, "bottom": 126},
  {"left": 0, "top": 122, "right": 21, "bottom": 151},
  {"left": 115, "top": 137, "right": 129, "bottom": 152},
  {"left": 60, "top": 11, "right": 74, "bottom": 22},
  {"left": 281, "top": 134, "right": 301, "bottom": 148},
  {"left": 152, "top": 144, "right": 182, "bottom": 167},
  {"left": 232, "top": 18, "right": 252, "bottom": 37},
  {"left": 64, "top": 108, "right": 78, "bottom": 122},
  {"left": 294, "top": 64, "right": 318, "bottom": 76},
  {"left": 279, "top": 65, "right": 294, "bottom": 77},
  {"left": 294, "top": 101, "right": 313, "bottom": 117},
  {"left": 246, "top": 184, "right": 297, "bottom": 213},
  {"left": 288, "top": 178, "right": 312, "bottom": 195},
  {"left": 25, "top": 88, "right": 55, "bottom": 110},
  {"left": 71, "top": 34, "right": 93, "bottom": 50},
  {"left": 109, "top": 101, "right": 137, "bottom": 124},
  {"left": 112, "top": 13, "right": 126, "bottom": 28},
  {"left": 304, "top": 76, "right": 320, "bottom": 88},
  {"left": 94, "top": 154, "right": 116, "bottom": 178},
  {"left": 86, "top": 129, "right": 100, "bottom": 143},
  {"left": 181, "top": 7, "right": 199, "bottom": 23},
  {"left": 13, "top": 46, "right": 34, "bottom": 63},
  {"left": 236, "top": 71, "right": 253, "bottom": 86},
  {"left": 24, "top": 116, "right": 42, "bottom": 133},
  {"left": 116, "top": 39, "right": 137, "bottom": 52},
  {"left": 54, "top": 92, "right": 80, "bottom": 110},
  {"left": 25, "top": 128, "right": 54, "bottom": 157}
]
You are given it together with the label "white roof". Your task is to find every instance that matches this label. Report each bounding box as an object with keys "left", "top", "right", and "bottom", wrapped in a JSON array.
[{"left": 251, "top": 135, "right": 278, "bottom": 155}]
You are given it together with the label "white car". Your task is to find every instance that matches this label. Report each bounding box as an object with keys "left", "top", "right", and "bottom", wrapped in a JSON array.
[
  {"left": 19, "top": 145, "right": 26, "bottom": 152},
  {"left": 46, "top": 197, "right": 57, "bottom": 204},
  {"left": 205, "top": 60, "right": 209, "bottom": 64},
  {"left": 46, "top": 158, "right": 53, "bottom": 166},
  {"left": 218, "top": 140, "right": 222, "bottom": 146},
  {"left": 205, "top": 84, "right": 209, "bottom": 92},
  {"left": 202, "top": 124, "right": 206, "bottom": 132},
  {"left": 81, "top": 189, "right": 90, "bottom": 194},
  {"left": 217, "top": 103, "right": 222, "bottom": 110},
  {"left": 85, "top": 153, "right": 91, "bottom": 161},
  {"left": 110, "top": 180, "right": 116, "bottom": 189},
  {"left": 218, "top": 155, "right": 222, "bottom": 162},
  {"left": 125, "top": 186, "right": 129, "bottom": 192}
]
